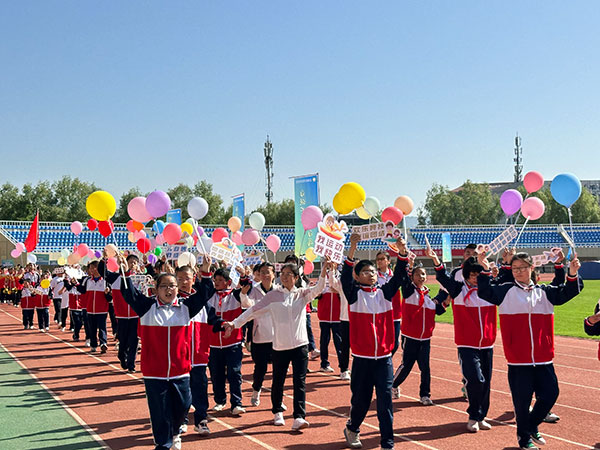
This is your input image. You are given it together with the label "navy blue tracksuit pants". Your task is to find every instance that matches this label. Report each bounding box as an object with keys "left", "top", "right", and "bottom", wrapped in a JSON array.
[
  {"left": 71, "top": 310, "right": 83, "bottom": 340},
  {"left": 117, "top": 317, "right": 139, "bottom": 371},
  {"left": 393, "top": 335, "right": 431, "bottom": 398},
  {"left": 190, "top": 365, "right": 209, "bottom": 425},
  {"left": 458, "top": 347, "right": 493, "bottom": 421},
  {"left": 208, "top": 345, "right": 243, "bottom": 409},
  {"left": 319, "top": 322, "right": 343, "bottom": 370},
  {"left": 347, "top": 356, "right": 394, "bottom": 449},
  {"left": 87, "top": 313, "right": 107, "bottom": 349}
]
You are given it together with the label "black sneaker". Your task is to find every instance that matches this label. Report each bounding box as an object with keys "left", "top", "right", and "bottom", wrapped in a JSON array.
[
  {"left": 531, "top": 432, "right": 546, "bottom": 446},
  {"left": 100, "top": 344, "right": 108, "bottom": 354}
]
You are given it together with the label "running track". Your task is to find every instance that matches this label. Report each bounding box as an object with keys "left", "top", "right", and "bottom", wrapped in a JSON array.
[{"left": 1, "top": 303, "right": 598, "bottom": 450}]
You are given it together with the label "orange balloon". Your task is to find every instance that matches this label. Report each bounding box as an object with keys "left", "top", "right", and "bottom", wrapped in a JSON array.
[
  {"left": 132, "top": 220, "right": 144, "bottom": 231},
  {"left": 394, "top": 196, "right": 414, "bottom": 215}
]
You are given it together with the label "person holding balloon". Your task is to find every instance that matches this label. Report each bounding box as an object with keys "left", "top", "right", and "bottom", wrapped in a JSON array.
[
  {"left": 35, "top": 274, "right": 52, "bottom": 331},
  {"left": 477, "top": 251, "right": 582, "bottom": 450}
]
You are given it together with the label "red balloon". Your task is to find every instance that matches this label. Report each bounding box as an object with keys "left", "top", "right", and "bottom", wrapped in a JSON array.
[
  {"left": 87, "top": 219, "right": 98, "bottom": 231},
  {"left": 163, "top": 223, "right": 182, "bottom": 245},
  {"left": 126, "top": 220, "right": 136, "bottom": 232},
  {"left": 211, "top": 227, "right": 228, "bottom": 243},
  {"left": 381, "top": 206, "right": 404, "bottom": 225},
  {"left": 98, "top": 220, "right": 114, "bottom": 237},
  {"left": 136, "top": 237, "right": 151, "bottom": 253},
  {"left": 303, "top": 260, "right": 314, "bottom": 275}
]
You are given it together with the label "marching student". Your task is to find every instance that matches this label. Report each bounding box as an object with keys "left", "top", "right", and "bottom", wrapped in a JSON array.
[
  {"left": 341, "top": 234, "right": 404, "bottom": 450},
  {"left": 584, "top": 301, "right": 600, "bottom": 360},
  {"left": 376, "top": 251, "right": 402, "bottom": 355},
  {"left": 50, "top": 270, "right": 65, "bottom": 324},
  {"left": 477, "top": 251, "right": 583, "bottom": 450},
  {"left": 63, "top": 280, "right": 84, "bottom": 341},
  {"left": 35, "top": 274, "right": 52, "bottom": 331},
  {"left": 315, "top": 276, "right": 343, "bottom": 374},
  {"left": 20, "top": 280, "right": 35, "bottom": 329},
  {"left": 327, "top": 268, "right": 352, "bottom": 381}
]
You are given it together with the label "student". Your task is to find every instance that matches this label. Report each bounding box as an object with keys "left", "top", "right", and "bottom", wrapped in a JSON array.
[
  {"left": 315, "top": 277, "right": 343, "bottom": 373},
  {"left": 50, "top": 270, "right": 65, "bottom": 324},
  {"left": 376, "top": 251, "right": 402, "bottom": 355},
  {"left": 20, "top": 281, "right": 35, "bottom": 329},
  {"left": 392, "top": 245, "right": 447, "bottom": 406},
  {"left": 477, "top": 252, "right": 582, "bottom": 450},
  {"left": 584, "top": 300, "right": 600, "bottom": 360},
  {"left": 119, "top": 254, "right": 214, "bottom": 450},
  {"left": 224, "top": 260, "right": 330, "bottom": 430},
  {"left": 341, "top": 234, "right": 404, "bottom": 450},
  {"left": 35, "top": 275, "right": 52, "bottom": 331},
  {"left": 64, "top": 281, "right": 84, "bottom": 341},
  {"left": 327, "top": 268, "right": 352, "bottom": 381}
]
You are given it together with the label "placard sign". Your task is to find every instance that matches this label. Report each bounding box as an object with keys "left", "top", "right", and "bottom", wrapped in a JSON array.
[{"left": 313, "top": 214, "right": 348, "bottom": 264}]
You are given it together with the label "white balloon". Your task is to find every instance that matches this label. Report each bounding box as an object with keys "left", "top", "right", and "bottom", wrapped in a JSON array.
[
  {"left": 27, "top": 253, "right": 37, "bottom": 264},
  {"left": 248, "top": 212, "right": 266, "bottom": 231},
  {"left": 177, "top": 252, "right": 197, "bottom": 268},
  {"left": 198, "top": 235, "right": 213, "bottom": 255},
  {"left": 187, "top": 197, "right": 209, "bottom": 220}
]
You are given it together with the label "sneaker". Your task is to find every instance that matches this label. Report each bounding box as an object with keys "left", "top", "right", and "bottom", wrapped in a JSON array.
[
  {"left": 291, "top": 417, "right": 309, "bottom": 431},
  {"left": 85, "top": 339, "right": 91, "bottom": 347},
  {"left": 281, "top": 403, "right": 287, "bottom": 411},
  {"left": 420, "top": 396, "right": 433, "bottom": 406},
  {"left": 392, "top": 387, "right": 401, "bottom": 399},
  {"left": 231, "top": 405, "right": 246, "bottom": 416},
  {"left": 194, "top": 420, "right": 210, "bottom": 436},
  {"left": 90, "top": 347, "right": 97, "bottom": 353},
  {"left": 39, "top": 328, "right": 45, "bottom": 332},
  {"left": 172, "top": 434, "right": 182, "bottom": 450},
  {"left": 189, "top": 405, "right": 196, "bottom": 413},
  {"left": 340, "top": 370, "right": 351, "bottom": 381},
  {"left": 466, "top": 419, "right": 479, "bottom": 433},
  {"left": 543, "top": 411, "right": 560, "bottom": 423},
  {"left": 61, "top": 327, "right": 66, "bottom": 332},
  {"left": 251, "top": 389, "right": 260, "bottom": 406},
  {"left": 478, "top": 420, "right": 492, "bottom": 430},
  {"left": 531, "top": 432, "right": 546, "bottom": 446},
  {"left": 179, "top": 424, "right": 188, "bottom": 434},
  {"left": 119, "top": 359, "right": 127, "bottom": 370},
  {"left": 320, "top": 365, "right": 334, "bottom": 373},
  {"left": 127, "top": 368, "right": 136, "bottom": 374},
  {"left": 72, "top": 336, "right": 79, "bottom": 342},
  {"left": 461, "top": 385, "right": 468, "bottom": 400},
  {"left": 273, "top": 412, "right": 285, "bottom": 426},
  {"left": 309, "top": 349, "right": 320, "bottom": 360},
  {"left": 344, "top": 427, "right": 362, "bottom": 449},
  {"left": 100, "top": 344, "right": 108, "bottom": 354},
  {"left": 212, "top": 403, "right": 226, "bottom": 412},
  {"left": 520, "top": 440, "right": 538, "bottom": 450},
  {"left": 45, "top": 327, "right": 50, "bottom": 332}
]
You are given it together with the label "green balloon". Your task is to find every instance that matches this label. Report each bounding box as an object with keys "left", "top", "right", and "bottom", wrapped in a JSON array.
[{"left": 154, "top": 247, "right": 163, "bottom": 256}]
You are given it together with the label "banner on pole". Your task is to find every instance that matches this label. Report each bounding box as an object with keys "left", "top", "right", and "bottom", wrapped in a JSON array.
[
  {"left": 293, "top": 174, "right": 320, "bottom": 256},
  {"left": 441, "top": 233, "right": 452, "bottom": 263},
  {"left": 232, "top": 194, "right": 245, "bottom": 232}
]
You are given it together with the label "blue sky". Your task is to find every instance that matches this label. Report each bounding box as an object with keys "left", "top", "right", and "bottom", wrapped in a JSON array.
[{"left": 1, "top": 1, "right": 599, "bottom": 217}]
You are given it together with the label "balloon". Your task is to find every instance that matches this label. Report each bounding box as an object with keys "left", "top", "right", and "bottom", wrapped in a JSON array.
[
  {"left": 184, "top": 236, "right": 193, "bottom": 248},
  {"left": 80, "top": 256, "right": 90, "bottom": 265},
  {"left": 67, "top": 253, "right": 80, "bottom": 265},
  {"left": 94, "top": 250, "right": 102, "bottom": 258},
  {"left": 106, "top": 257, "right": 119, "bottom": 272},
  {"left": 132, "top": 220, "right": 144, "bottom": 231},
  {"left": 199, "top": 235, "right": 213, "bottom": 254},
  {"left": 126, "top": 220, "right": 136, "bottom": 232},
  {"left": 127, "top": 231, "right": 136, "bottom": 243},
  {"left": 105, "top": 244, "right": 118, "bottom": 258},
  {"left": 40, "top": 279, "right": 50, "bottom": 289},
  {"left": 60, "top": 248, "right": 70, "bottom": 258},
  {"left": 147, "top": 254, "right": 157, "bottom": 264},
  {"left": 127, "top": 197, "right": 152, "bottom": 223},
  {"left": 356, "top": 206, "right": 371, "bottom": 220},
  {"left": 152, "top": 220, "right": 166, "bottom": 234},
  {"left": 137, "top": 238, "right": 151, "bottom": 253},
  {"left": 155, "top": 233, "right": 165, "bottom": 245},
  {"left": 303, "top": 260, "right": 314, "bottom": 275},
  {"left": 27, "top": 254, "right": 37, "bottom": 264},
  {"left": 163, "top": 223, "right": 182, "bottom": 245},
  {"left": 57, "top": 257, "right": 66, "bottom": 266},
  {"left": 77, "top": 244, "right": 89, "bottom": 257},
  {"left": 333, "top": 193, "right": 353, "bottom": 215},
  {"left": 227, "top": 216, "right": 242, "bottom": 233},
  {"left": 363, "top": 196, "right": 381, "bottom": 217},
  {"left": 195, "top": 226, "right": 204, "bottom": 237},
  {"left": 301, "top": 206, "right": 323, "bottom": 231},
  {"left": 133, "top": 230, "right": 146, "bottom": 241},
  {"left": 177, "top": 252, "right": 197, "bottom": 268},
  {"left": 232, "top": 231, "right": 243, "bottom": 246},
  {"left": 500, "top": 189, "right": 523, "bottom": 216},
  {"left": 394, "top": 196, "right": 414, "bottom": 215},
  {"left": 212, "top": 227, "right": 228, "bottom": 243},
  {"left": 248, "top": 212, "right": 266, "bottom": 231},
  {"left": 337, "top": 182, "right": 366, "bottom": 211},
  {"left": 98, "top": 220, "right": 114, "bottom": 237},
  {"left": 15, "top": 242, "right": 26, "bottom": 253},
  {"left": 86, "top": 191, "right": 116, "bottom": 221},
  {"left": 154, "top": 247, "right": 163, "bottom": 256},
  {"left": 87, "top": 249, "right": 95, "bottom": 259},
  {"left": 145, "top": 191, "right": 171, "bottom": 218},
  {"left": 87, "top": 219, "right": 98, "bottom": 231},
  {"left": 242, "top": 229, "right": 260, "bottom": 246},
  {"left": 523, "top": 171, "right": 544, "bottom": 194},
  {"left": 265, "top": 234, "right": 281, "bottom": 253},
  {"left": 521, "top": 197, "right": 545, "bottom": 220},
  {"left": 551, "top": 173, "right": 582, "bottom": 208},
  {"left": 186, "top": 217, "right": 197, "bottom": 227},
  {"left": 181, "top": 222, "right": 194, "bottom": 236},
  {"left": 187, "top": 197, "right": 209, "bottom": 220},
  {"left": 10, "top": 249, "right": 21, "bottom": 258},
  {"left": 305, "top": 247, "right": 317, "bottom": 262},
  {"left": 70, "top": 221, "right": 83, "bottom": 235},
  {"left": 381, "top": 206, "right": 404, "bottom": 225}
]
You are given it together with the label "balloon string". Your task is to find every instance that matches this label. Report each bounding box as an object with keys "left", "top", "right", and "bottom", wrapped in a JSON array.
[
  {"left": 193, "top": 221, "right": 208, "bottom": 255},
  {"left": 258, "top": 232, "right": 270, "bottom": 263},
  {"left": 513, "top": 217, "right": 530, "bottom": 249},
  {"left": 110, "top": 229, "right": 128, "bottom": 289},
  {"left": 567, "top": 207, "right": 576, "bottom": 252}
]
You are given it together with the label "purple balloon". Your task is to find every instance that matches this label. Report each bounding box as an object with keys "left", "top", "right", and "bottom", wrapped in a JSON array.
[
  {"left": 147, "top": 254, "right": 158, "bottom": 264},
  {"left": 94, "top": 250, "right": 102, "bottom": 258},
  {"left": 195, "top": 226, "right": 204, "bottom": 237},
  {"left": 145, "top": 190, "right": 171, "bottom": 218},
  {"left": 500, "top": 189, "right": 523, "bottom": 216}
]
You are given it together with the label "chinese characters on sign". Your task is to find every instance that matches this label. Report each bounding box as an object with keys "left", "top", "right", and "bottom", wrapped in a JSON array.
[{"left": 313, "top": 214, "right": 348, "bottom": 264}]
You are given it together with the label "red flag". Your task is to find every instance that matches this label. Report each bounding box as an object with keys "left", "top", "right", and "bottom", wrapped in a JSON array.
[{"left": 24, "top": 211, "right": 39, "bottom": 253}]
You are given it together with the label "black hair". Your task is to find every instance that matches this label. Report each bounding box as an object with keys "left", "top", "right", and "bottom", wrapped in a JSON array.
[
  {"left": 462, "top": 256, "right": 484, "bottom": 280},
  {"left": 259, "top": 262, "right": 275, "bottom": 273},
  {"left": 354, "top": 259, "right": 375, "bottom": 276},
  {"left": 375, "top": 251, "right": 390, "bottom": 260},
  {"left": 156, "top": 273, "right": 176, "bottom": 287},
  {"left": 214, "top": 268, "right": 231, "bottom": 281},
  {"left": 511, "top": 252, "right": 533, "bottom": 266},
  {"left": 175, "top": 265, "right": 195, "bottom": 276},
  {"left": 126, "top": 254, "right": 139, "bottom": 263},
  {"left": 252, "top": 264, "right": 261, "bottom": 274},
  {"left": 281, "top": 263, "right": 300, "bottom": 278},
  {"left": 88, "top": 261, "right": 99, "bottom": 268},
  {"left": 284, "top": 254, "right": 299, "bottom": 265},
  {"left": 465, "top": 243, "right": 477, "bottom": 250}
]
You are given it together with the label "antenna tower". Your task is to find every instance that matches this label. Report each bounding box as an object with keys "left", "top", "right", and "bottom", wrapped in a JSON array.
[
  {"left": 513, "top": 134, "right": 523, "bottom": 182},
  {"left": 264, "top": 136, "right": 274, "bottom": 203}
]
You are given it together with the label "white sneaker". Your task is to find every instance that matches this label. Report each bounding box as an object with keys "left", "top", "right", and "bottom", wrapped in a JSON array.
[
  {"left": 273, "top": 412, "right": 285, "bottom": 426},
  {"left": 61, "top": 327, "right": 66, "bottom": 332},
  {"left": 291, "top": 417, "right": 309, "bottom": 431},
  {"left": 340, "top": 370, "right": 351, "bottom": 381},
  {"left": 280, "top": 402, "right": 287, "bottom": 411},
  {"left": 466, "top": 419, "right": 479, "bottom": 433},
  {"left": 194, "top": 420, "right": 210, "bottom": 436},
  {"left": 251, "top": 389, "right": 260, "bottom": 406},
  {"left": 212, "top": 403, "right": 226, "bottom": 412},
  {"left": 543, "top": 411, "right": 560, "bottom": 423},
  {"left": 85, "top": 339, "right": 91, "bottom": 347},
  {"left": 320, "top": 365, "right": 334, "bottom": 373},
  {"left": 231, "top": 405, "right": 246, "bottom": 416},
  {"left": 45, "top": 327, "right": 50, "bottom": 331},
  {"left": 391, "top": 387, "right": 401, "bottom": 399},
  {"left": 420, "top": 396, "right": 433, "bottom": 406},
  {"left": 309, "top": 349, "right": 320, "bottom": 360},
  {"left": 189, "top": 405, "right": 196, "bottom": 413},
  {"left": 179, "top": 424, "right": 188, "bottom": 434},
  {"left": 531, "top": 432, "right": 546, "bottom": 446},
  {"left": 172, "top": 434, "right": 182, "bottom": 450},
  {"left": 478, "top": 420, "right": 492, "bottom": 430},
  {"left": 344, "top": 427, "right": 362, "bottom": 448}
]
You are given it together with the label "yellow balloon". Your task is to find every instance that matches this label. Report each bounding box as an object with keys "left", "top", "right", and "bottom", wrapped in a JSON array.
[
  {"left": 333, "top": 193, "right": 353, "bottom": 215},
  {"left": 86, "top": 190, "right": 116, "bottom": 221},
  {"left": 40, "top": 279, "right": 50, "bottom": 289},
  {"left": 181, "top": 222, "right": 194, "bottom": 236},
  {"left": 227, "top": 216, "right": 242, "bottom": 233},
  {"left": 305, "top": 247, "right": 317, "bottom": 262},
  {"left": 57, "top": 257, "right": 66, "bottom": 266},
  {"left": 356, "top": 206, "right": 371, "bottom": 220},
  {"left": 338, "top": 182, "right": 366, "bottom": 211},
  {"left": 394, "top": 195, "right": 414, "bottom": 215}
]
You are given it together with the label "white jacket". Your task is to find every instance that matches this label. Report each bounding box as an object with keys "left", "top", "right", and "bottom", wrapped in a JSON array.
[
  {"left": 240, "top": 283, "right": 279, "bottom": 344},
  {"left": 234, "top": 276, "right": 326, "bottom": 351},
  {"left": 328, "top": 272, "right": 349, "bottom": 322}
]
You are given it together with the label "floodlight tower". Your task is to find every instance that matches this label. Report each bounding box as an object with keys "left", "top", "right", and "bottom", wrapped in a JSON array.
[
  {"left": 264, "top": 136, "right": 274, "bottom": 204},
  {"left": 513, "top": 134, "right": 523, "bottom": 182}
]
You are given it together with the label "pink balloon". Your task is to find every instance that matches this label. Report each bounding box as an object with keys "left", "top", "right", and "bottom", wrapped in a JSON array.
[
  {"left": 106, "top": 257, "right": 119, "bottom": 272},
  {"left": 242, "top": 229, "right": 260, "bottom": 246},
  {"left": 523, "top": 171, "right": 544, "bottom": 194},
  {"left": 128, "top": 197, "right": 152, "bottom": 223},
  {"left": 301, "top": 206, "right": 323, "bottom": 231},
  {"left": 16, "top": 242, "right": 25, "bottom": 252},
  {"left": 155, "top": 234, "right": 165, "bottom": 245},
  {"left": 381, "top": 206, "right": 404, "bottom": 225},
  {"left": 126, "top": 220, "right": 136, "bottom": 232},
  {"left": 77, "top": 244, "right": 89, "bottom": 257},
  {"left": 521, "top": 197, "right": 545, "bottom": 220},
  {"left": 70, "top": 221, "right": 83, "bottom": 235},
  {"left": 303, "top": 260, "right": 314, "bottom": 275},
  {"left": 133, "top": 230, "right": 146, "bottom": 241},
  {"left": 87, "top": 249, "right": 95, "bottom": 259},
  {"left": 231, "top": 231, "right": 243, "bottom": 246},
  {"left": 163, "top": 223, "right": 182, "bottom": 245},
  {"left": 265, "top": 234, "right": 281, "bottom": 253},
  {"left": 212, "top": 227, "right": 229, "bottom": 243},
  {"left": 10, "top": 248, "right": 21, "bottom": 258}
]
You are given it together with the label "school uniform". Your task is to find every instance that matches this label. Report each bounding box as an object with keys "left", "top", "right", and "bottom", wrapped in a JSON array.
[
  {"left": 316, "top": 283, "right": 343, "bottom": 370},
  {"left": 71, "top": 276, "right": 108, "bottom": 350},
  {"left": 67, "top": 286, "right": 84, "bottom": 340},
  {"left": 35, "top": 286, "right": 52, "bottom": 330},
  {"left": 20, "top": 288, "right": 35, "bottom": 328},
  {"left": 378, "top": 268, "right": 403, "bottom": 355},
  {"left": 584, "top": 303, "right": 600, "bottom": 360},
  {"left": 341, "top": 257, "right": 403, "bottom": 450},
  {"left": 50, "top": 275, "right": 64, "bottom": 323},
  {"left": 478, "top": 267, "right": 582, "bottom": 448},
  {"left": 328, "top": 273, "right": 351, "bottom": 375}
]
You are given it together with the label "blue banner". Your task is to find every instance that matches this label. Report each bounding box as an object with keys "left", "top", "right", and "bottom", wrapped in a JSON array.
[
  {"left": 166, "top": 209, "right": 182, "bottom": 225},
  {"left": 232, "top": 194, "right": 245, "bottom": 231},
  {"left": 441, "top": 232, "right": 452, "bottom": 263},
  {"left": 294, "top": 174, "right": 320, "bottom": 255}
]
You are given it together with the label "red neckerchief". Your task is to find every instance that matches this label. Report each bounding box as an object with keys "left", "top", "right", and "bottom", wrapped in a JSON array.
[
  {"left": 217, "top": 289, "right": 232, "bottom": 307},
  {"left": 359, "top": 284, "right": 377, "bottom": 292},
  {"left": 463, "top": 282, "right": 478, "bottom": 305},
  {"left": 414, "top": 285, "right": 430, "bottom": 306}
]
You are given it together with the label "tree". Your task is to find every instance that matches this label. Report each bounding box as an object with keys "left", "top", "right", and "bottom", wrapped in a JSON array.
[
  {"left": 52, "top": 176, "right": 99, "bottom": 221},
  {"left": 167, "top": 184, "right": 194, "bottom": 221},
  {"left": 0, "top": 183, "right": 21, "bottom": 220},
  {"left": 519, "top": 186, "right": 600, "bottom": 224},
  {"left": 253, "top": 199, "right": 295, "bottom": 225},
  {"left": 192, "top": 181, "right": 225, "bottom": 224}
]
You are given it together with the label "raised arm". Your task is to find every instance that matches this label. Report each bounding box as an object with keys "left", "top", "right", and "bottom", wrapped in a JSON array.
[
  {"left": 543, "top": 257, "right": 583, "bottom": 306},
  {"left": 299, "top": 260, "right": 330, "bottom": 304},
  {"left": 381, "top": 237, "right": 410, "bottom": 300},
  {"left": 97, "top": 259, "right": 120, "bottom": 284}
]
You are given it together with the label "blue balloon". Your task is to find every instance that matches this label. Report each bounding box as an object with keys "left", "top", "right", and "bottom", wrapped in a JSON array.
[
  {"left": 152, "top": 220, "right": 166, "bottom": 233},
  {"left": 550, "top": 173, "right": 581, "bottom": 208}
]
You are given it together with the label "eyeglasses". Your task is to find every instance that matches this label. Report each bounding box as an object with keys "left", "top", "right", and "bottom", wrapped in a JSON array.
[
  {"left": 158, "top": 284, "right": 177, "bottom": 290},
  {"left": 511, "top": 266, "right": 531, "bottom": 273},
  {"left": 360, "top": 269, "right": 376, "bottom": 275}
]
